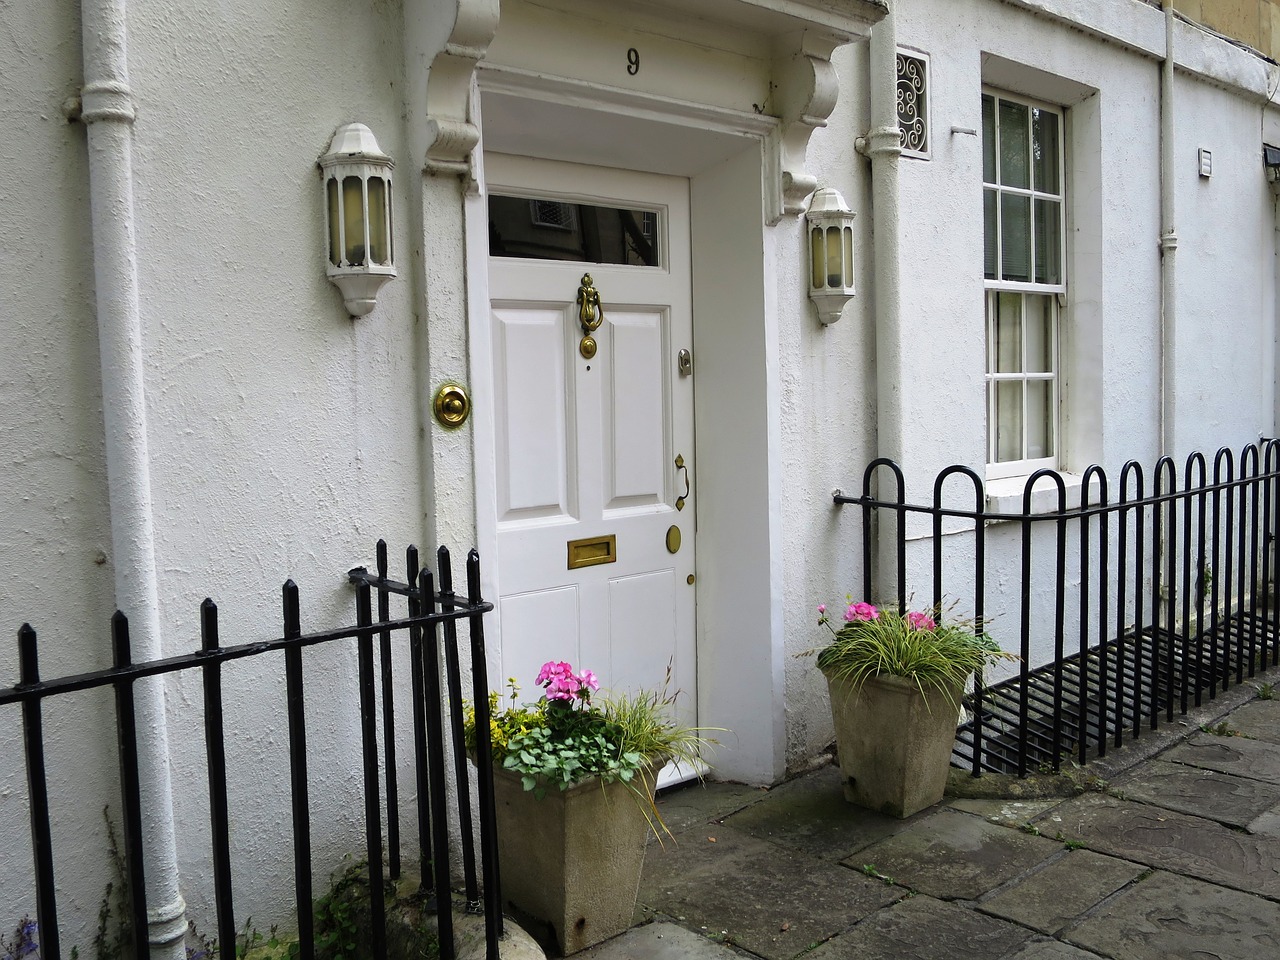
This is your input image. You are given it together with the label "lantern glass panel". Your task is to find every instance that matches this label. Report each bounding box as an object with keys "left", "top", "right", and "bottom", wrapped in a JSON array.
[
  {"left": 825, "top": 226, "right": 842, "bottom": 288},
  {"left": 810, "top": 226, "right": 824, "bottom": 288},
  {"left": 368, "top": 177, "right": 388, "bottom": 266},
  {"left": 343, "top": 175, "right": 365, "bottom": 266},
  {"left": 327, "top": 178, "right": 341, "bottom": 266},
  {"left": 842, "top": 226, "right": 853, "bottom": 285}
]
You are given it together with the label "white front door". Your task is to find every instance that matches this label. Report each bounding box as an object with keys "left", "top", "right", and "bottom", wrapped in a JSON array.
[{"left": 486, "top": 154, "right": 697, "bottom": 742}]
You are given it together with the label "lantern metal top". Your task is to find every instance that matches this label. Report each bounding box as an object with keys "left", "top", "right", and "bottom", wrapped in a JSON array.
[
  {"left": 806, "top": 186, "right": 853, "bottom": 221},
  {"left": 320, "top": 123, "right": 393, "bottom": 171}
]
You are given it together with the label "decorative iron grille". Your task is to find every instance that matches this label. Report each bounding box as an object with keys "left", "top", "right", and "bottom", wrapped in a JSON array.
[{"left": 897, "top": 52, "right": 929, "bottom": 158}]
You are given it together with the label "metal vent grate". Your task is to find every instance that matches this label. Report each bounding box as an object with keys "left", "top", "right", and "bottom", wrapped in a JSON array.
[{"left": 953, "top": 610, "right": 1279, "bottom": 776}]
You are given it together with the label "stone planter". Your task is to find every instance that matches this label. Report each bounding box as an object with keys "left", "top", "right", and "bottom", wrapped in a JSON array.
[
  {"left": 823, "top": 670, "right": 963, "bottom": 818},
  {"left": 490, "top": 763, "right": 655, "bottom": 955}
]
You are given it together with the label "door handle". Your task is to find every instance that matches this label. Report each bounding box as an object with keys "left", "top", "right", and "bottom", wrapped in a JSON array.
[{"left": 675, "top": 454, "right": 690, "bottom": 511}]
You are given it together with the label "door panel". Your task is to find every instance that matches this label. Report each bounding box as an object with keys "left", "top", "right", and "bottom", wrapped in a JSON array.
[
  {"left": 486, "top": 154, "right": 696, "bottom": 755},
  {"left": 603, "top": 307, "right": 668, "bottom": 511},
  {"left": 493, "top": 305, "right": 574, "bottom": 522}
]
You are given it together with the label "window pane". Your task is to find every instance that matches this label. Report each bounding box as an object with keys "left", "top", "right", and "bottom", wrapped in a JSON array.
[
  {"left": 995, "top": 292, "right": 1022, "bottom": 372},
  {"left": 1025, "top": 295, "right": 1054, "bottom": 372},
  {"left": 999, "top": 99, "right": 1029, "bottom": 188},
  {"left": 1032, "top": 108, "right": 1060, "bottom": 195},
  {"left": 1034, "top": 198, "right": 1061, "bottom": 284},
  {"left": 1026, "top": 380, "right": 1054, "bottom": 459},
  {"left": 488, "top": 195, "right": 661, "bottom": 266},
  {"left": 995, "top": 381, "right": 1024, "bottom": 462},
  {"left": 1000, "top": 193, "right": 1031, "bottom": 282},
  {"left": 984, "top": 189, "right": 997, "bottom": 279},
  {"left": 982, "top": 95, "right": 996, "bottom": 183}
]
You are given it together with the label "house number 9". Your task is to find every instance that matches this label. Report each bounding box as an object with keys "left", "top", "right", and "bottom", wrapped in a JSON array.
[{"left": 627, "top": 48, "right": 640, "bottom": 75}]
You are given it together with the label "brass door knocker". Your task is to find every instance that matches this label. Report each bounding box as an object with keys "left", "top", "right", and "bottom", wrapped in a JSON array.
[{"left": 576, "top": 273, "right": 604, "bottom": 359}]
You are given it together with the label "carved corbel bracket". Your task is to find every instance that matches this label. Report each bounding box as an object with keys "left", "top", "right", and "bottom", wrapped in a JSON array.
[
  {"left": 764, "top": 31, "right": 850, "bottom": 225},
  {"left": 424, "top": 0, "right": 500, "bottom": 180}
]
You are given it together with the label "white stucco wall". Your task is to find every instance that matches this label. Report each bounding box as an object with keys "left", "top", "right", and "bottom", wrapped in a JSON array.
[
  {"left": 130, "top": 0, "right": 425, "bottom": 937},
  {"left": 2, "top": 0, "right": 430, "bottom": 943},
  {"left": 781, "top": 0, "right": 1280, "bottom": 765},
  {"left": 5, "top": 0, "right": 1280, "bottom": 945},
  {"left": 0, "top": 0, "right": 123, "bottom": 942}
]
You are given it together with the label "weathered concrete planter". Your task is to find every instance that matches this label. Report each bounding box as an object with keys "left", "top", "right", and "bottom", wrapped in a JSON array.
[
  {"left": 491, "top": 763, "right": 654, "bottom": 955},
  {"left": 824, "top": 670, "right": 962, "bottom": 818}
]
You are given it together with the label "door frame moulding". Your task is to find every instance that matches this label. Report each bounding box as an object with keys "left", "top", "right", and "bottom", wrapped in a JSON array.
[
  {"left": 467, "top": 74, "right": 785, "bottom": 783},
  {"left": 476, "top": 65, "right": 777, "bottom": 144}
]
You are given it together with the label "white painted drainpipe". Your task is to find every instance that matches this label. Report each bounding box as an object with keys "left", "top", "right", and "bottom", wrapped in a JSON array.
[
  {"left": 859, "top": 8, "right": 903, "bottom": 597},
  {"left": 1160, "top": 0, "right": 1179, "bottom": 458},
  {"left": 79, "top": 2, "right": 186, "bottom": 957}
]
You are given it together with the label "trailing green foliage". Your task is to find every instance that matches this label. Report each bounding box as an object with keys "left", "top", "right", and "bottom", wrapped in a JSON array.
[{"left": 465, "top": 662, "right": 717, "bottom": 840}]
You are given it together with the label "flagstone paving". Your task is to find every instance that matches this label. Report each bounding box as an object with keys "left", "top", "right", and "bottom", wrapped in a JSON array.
[
  {"left": 570, "top": 681, "right": 1280, "bottom": 960},
  {"left": 803, "top": 895, "right": 1033, "bottom": 960},
  {"left": 1110, "top": 757, "right": 1280, "bottom": 825},
  {"left": 1064, "top": 870, "right": 1280, "bottom": 960},
  {"left": 979, "top": 850, "right": 1147, "bottom": 935},
  {"left": 840, "top": 807, "right": 1063, "bottom": 900},
  {"left": 636, "top": 823, "right": 902, "bottom": 960},
  {"left": 1037, "top": 792, "right": 1280, "bottom": 898}
]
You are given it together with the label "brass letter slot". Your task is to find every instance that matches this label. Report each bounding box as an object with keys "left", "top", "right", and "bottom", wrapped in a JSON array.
[{"left": 567, "top": 534, "right": 617, "bottom": 570}]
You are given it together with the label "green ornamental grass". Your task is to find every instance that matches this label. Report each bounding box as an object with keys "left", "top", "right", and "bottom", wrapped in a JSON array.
[{"left": 814, "top": 600, "right": 1014, "bottom": 707}]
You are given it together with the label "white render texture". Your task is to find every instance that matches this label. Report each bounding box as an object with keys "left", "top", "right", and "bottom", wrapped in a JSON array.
[{"left": 3, "top": 0, "right": 1280, "bottom": 947}]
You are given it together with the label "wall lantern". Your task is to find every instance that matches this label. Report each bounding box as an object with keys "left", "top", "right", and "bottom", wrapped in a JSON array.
[
  {"left": 1265, "top": 143, "right": 1280, "bottom": 183},
  {"left": 806, "top": 187, "right": 856, "bottom": 324},
  {"left": 319, "top": 123, "right": 395, "bottom": 317}
]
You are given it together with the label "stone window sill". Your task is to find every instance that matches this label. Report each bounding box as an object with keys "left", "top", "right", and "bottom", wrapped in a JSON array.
[{"left": 985, "top": 473, "right": 1101, "bottom": 518}]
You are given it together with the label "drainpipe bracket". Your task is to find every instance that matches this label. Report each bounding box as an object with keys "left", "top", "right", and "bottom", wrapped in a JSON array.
[
  {"left": 1159, "top": 231, "right": 1179, "bottom": 253},
  {"left": 79, "top": 80, "right": 136, "bottom": 125},
  {"left": 146, "top": 894, "right": 189, "bottom": 949},
  {"left": 857, "top": 126, "right": 902, "bottom": 160}
]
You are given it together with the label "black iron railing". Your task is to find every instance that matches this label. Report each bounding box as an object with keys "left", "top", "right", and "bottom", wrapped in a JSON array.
[
  {"left": 3, "top": 541, "right": 501, "bottom": 960},
  {"left": 837, "top": 443, "right": 1280, "bottom": 777}
]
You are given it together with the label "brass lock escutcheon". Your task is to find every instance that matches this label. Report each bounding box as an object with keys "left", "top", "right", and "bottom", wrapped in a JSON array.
[
  {"left": 576, "top": 273, "right": 603, "bottom": 359},
  {"left": 433, "top": 382, "right": 471, "bottom": 428}
]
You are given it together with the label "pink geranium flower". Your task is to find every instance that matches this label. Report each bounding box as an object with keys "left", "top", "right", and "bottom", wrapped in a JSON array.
[
  {"left": 543, "top": 676, "right": 579, "bottom": 701},
  {"left": 536, "top": 660, "right": 573, "bottom": 686},
  {"left": 906, "top": 611, "right": 937, "bottom": 631},
  {"left": 845, "top": 601, "right": 880, "bottom": 622}
]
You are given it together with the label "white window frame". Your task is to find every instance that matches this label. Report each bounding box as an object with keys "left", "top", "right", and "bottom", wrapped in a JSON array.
[{"left": 983, "top": 88, "right": 1066, "bottom": 481}]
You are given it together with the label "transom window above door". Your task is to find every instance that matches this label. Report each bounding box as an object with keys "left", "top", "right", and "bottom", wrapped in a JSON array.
[
  {"left": 982, "top": 89, "right": 1066, "bottom": 479},
  {"left": 488, "top": 194, "right": 661, "bottom": 267}
]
